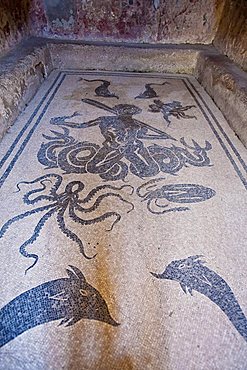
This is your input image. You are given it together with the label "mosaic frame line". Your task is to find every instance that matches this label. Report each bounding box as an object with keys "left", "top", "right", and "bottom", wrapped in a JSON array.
[
  {"left": 183, "top": 79, "right": 247, "bottom": 189},
  {"left": 0, "top": 74, "right": 65, "bottom": 189},
  {"left": 0, "top": 70, "right": 246, "bottom": 191},
  {"left": 0, "top": 72, "right": 63, "bottom": 170}
]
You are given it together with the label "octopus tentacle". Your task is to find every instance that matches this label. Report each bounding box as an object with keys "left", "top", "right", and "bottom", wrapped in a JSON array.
[
  {"left": 75, "top": 193, "right": 134, "bottom": 214},
  {"left": 15, "top": 174, "right": 63, "bottom": 197},
  {"left": 0, "top": 203, "right": 58, "bottom": 238},
  {"left": 56, "top": 209, "right": 96, "bottom": 260},
  {"left": 23, "top": 194, "right": 55, "bottom": 205},
  {"left": 22, "top": 180, "right": 55, "bottom": 204},
  {"left": 147, "top": 199, "right": 189, "bottom": 214},
  {"left": 69, "top": 203, "right": 121, "bottom": 231},
  {"left": 136, "top": 177, "right": 166, "bottom": 198},
  {"left": 154, "top": 198, "right": 169, "bottom": 208},
  {"left": 78, "top": 184, "right": 134, "bottom": 205},
  {"left": 19, "top": 207, "right": 58, "bottom": 274}
]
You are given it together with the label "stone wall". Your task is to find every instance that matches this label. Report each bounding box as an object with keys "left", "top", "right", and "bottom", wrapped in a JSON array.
[
  {"left": 213, "top": 0, "right": 247, "bottom": 71},
  {"left": 35, "top": 0, "right": 225, "bottom": 44},
  {"left": 0, "top": 0, "right": 31, "bottom": 57}
]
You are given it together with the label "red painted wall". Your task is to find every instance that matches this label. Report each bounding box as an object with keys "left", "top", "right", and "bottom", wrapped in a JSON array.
[{"left": 33, "top": 0, "right": 225, "bottom": 45}]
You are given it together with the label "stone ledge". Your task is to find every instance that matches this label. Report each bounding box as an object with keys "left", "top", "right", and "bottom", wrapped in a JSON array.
[
  {"left": 0, "top": 38, "right": 53, "bottom": 141},
  {"left": 195, "top": 51, "right": 247, "bottom": 147},
  {"left": 48, "top": 40, "right": 201, "bottom": 74}
]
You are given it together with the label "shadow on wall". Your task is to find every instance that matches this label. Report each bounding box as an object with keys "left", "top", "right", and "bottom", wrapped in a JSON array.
[{"left": 0, "top": 0, "right": 31, "bottom": 56}]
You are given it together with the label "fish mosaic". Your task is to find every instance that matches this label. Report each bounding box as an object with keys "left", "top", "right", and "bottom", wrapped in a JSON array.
[
  {"left": 79, "top": 78, "right": 119, "bottom": 99},
  {"left": 1, "top": 70, "right": 246, "bottom": 364}
]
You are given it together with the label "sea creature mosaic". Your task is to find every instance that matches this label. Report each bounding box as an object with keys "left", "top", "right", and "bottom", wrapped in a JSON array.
[
  {"left": 135, "top": 82, "right": 169, "bottom": 99},
  {"left": 149, "top": 99, "right": 197, "bottom": 126},
  {"left": 0, "top": 266, "right": 119, "bottom": 348},
  {"left": 0, "top": 174, "right": 134, "bottom": 272},
  {"left": 79, "top": 78, "right": 119, "bottom": 99},
  {"left": 37, "top": 104, "right": 212, "bottom": 181},
  {"left": 136, "top": 178, "right": 216, "bottom": 214},
  {"left": 1, "top": 71, "right": 246, "bottom": 354},
  {"left": 151, "top": 255, "right": 247, "bottom": 341}
]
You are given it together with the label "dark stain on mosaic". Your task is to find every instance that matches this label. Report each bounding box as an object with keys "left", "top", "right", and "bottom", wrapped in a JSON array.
[
  {"left": 0, "top": 174, "right": 134, "bottom": 272},
  {"left": 0, "top": 266, "right": 119, "bottom": 348},
  {"left": 151, "top": 255, "right": 247, "bottom": 341},
  {"left": 137, "top": 179, "right": 216, "bottom": 214}
]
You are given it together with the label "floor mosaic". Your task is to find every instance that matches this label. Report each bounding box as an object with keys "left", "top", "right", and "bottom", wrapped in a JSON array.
[{"left": 0, "top": 70, "right": 246, "bottom": 369}]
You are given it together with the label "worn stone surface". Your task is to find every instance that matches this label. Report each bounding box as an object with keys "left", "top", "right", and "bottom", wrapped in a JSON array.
[
  {"left": 38, "top": 0, "right": 225, "bottom": 44},
  {"left": 0, "top": 70, "right": 246, "bottom": 369},
  {"left": 48, "top": 41, "right": 201, "bottom": 74},
  {"left": 195, "top": 51, "right": 247, "bottom": 147},
  {"left": 213, "top": 0, "right": 247, "bottom": 71},
  {"left": 0, "top": 38, "right": 53, "bottom": 141}
]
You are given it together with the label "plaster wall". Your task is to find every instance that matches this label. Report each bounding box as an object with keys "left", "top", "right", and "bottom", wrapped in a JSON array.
[{"left": 35, "top": 0, "right": 225, "bottom": 44}]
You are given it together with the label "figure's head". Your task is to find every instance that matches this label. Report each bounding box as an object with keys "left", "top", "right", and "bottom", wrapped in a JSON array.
[
  {"left": 66, "top": 266, "right": 119, "bottom": 326},
  {"left": 114, "top": 104, "right": 142, "bottom": 116}
]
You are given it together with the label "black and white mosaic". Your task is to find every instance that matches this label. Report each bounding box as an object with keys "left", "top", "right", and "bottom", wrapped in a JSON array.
[
  {"left": 78, "top": 78, "right": 119, "bottom": 99},
  {"left": 38, "top": 106, "right": 212, "bottom": 181},
  {"left": 0, "top": 266, "right": 118, "bottom": 348},
  {"left": 151, "top": 255, "right": 247, "bottom": 342},
  {"left": 0, "top": 174, "right": 134, "bottom": 272},
  {"left": 137, "top": 178, "right": 216, "bottom": 214},
  {"left": 0, "top": 71, "right": 246, "bottom": 363},
  {"left": 149, "top": 99, "right": 197, "bottom": 127}
]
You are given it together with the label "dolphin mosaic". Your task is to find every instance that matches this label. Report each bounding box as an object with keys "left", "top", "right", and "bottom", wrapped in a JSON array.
[
  {"left": 151, "top": 255, "right": 247, "bottom": 341},
  {"left": 0, "top": 266, "right": 119, "bottom": 348}
]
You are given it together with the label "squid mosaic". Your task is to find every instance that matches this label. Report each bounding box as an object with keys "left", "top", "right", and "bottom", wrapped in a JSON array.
[
  {"left": 37, "top": 99, "right": 212, "bottom": 181},
  {"left": 152, "top": 255, "right": 247, "bottom": 342},
  {"left": 0, "top": 174, "right": 134, "bottom": 272},
  {"left": 136, "top": 178, "right": 216, "bottom": 214},
  {"left": 0, "top": 266, "right": 119, "bottom": 348}
]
